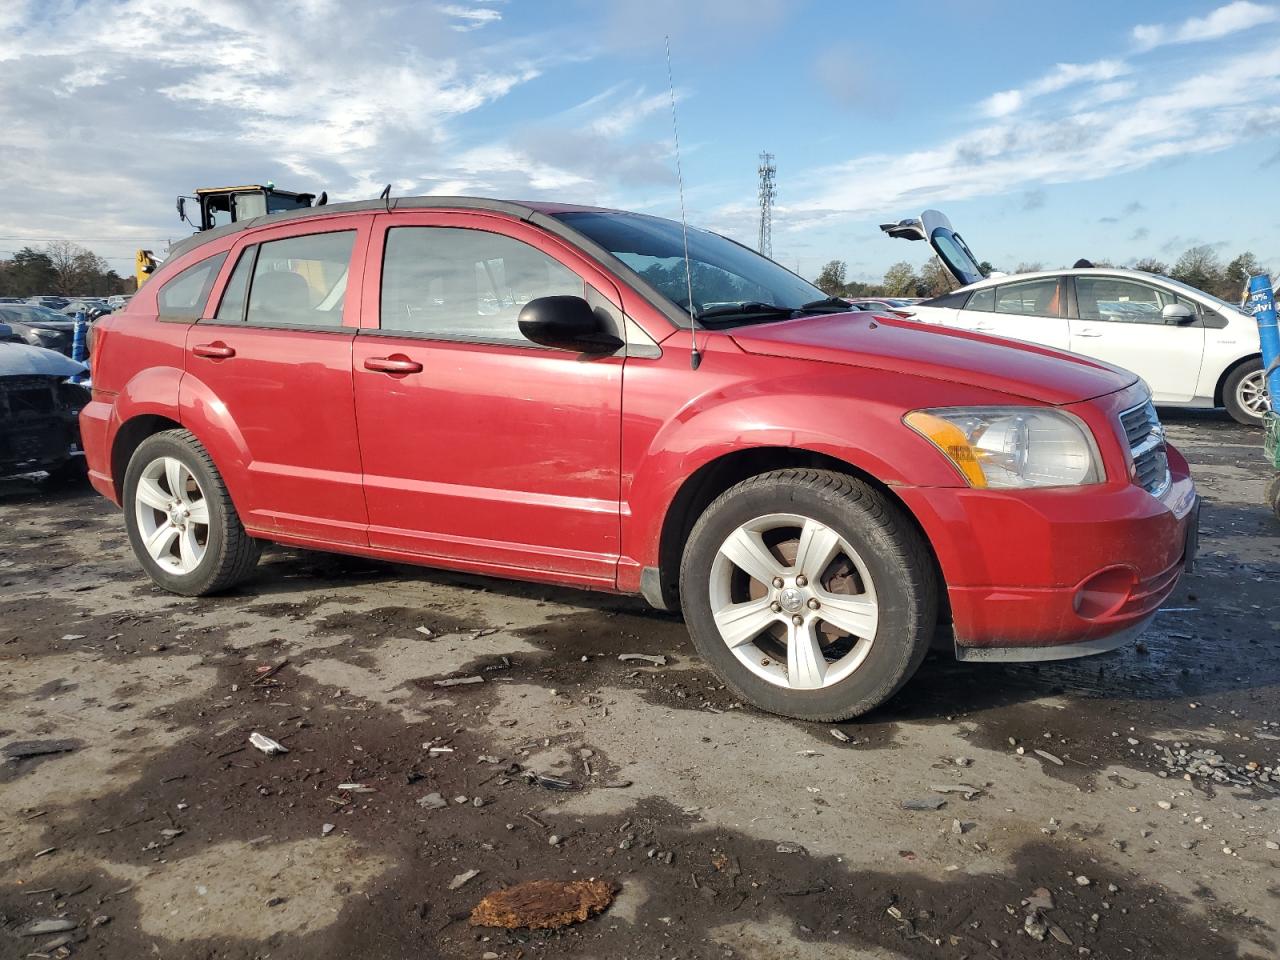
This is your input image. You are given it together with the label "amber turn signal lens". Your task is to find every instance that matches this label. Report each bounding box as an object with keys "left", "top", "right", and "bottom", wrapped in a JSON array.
[{"left": 903, "top": 411, "right": 989, "bottom": 488}]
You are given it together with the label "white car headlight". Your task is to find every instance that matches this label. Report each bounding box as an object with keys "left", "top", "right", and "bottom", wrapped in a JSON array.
[{"left": 904, "top": 407, "right": 1102, "bottom": 489}]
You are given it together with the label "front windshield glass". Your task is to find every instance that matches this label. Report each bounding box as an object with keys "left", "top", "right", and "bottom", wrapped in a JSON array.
[
  {"left": 552, "top": 211, "right": 826, "bottom": 324},
  {"left": 1156, "top": 274, "right": 1245, "bottom": 314}
]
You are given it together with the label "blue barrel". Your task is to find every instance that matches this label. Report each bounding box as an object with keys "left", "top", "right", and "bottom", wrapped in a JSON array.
[
  {"left": 1246, "top": 275, "right": 1279, "bottom": 411},
  {"left": 70, "top": 310, "right": 88, "bottom": 383}
]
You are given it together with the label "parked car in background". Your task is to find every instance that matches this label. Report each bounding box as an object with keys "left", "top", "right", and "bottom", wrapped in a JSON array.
[
  {"left": 0, "top": 303, "right": 77, "bottom": 356},
  {"left": 26, "top": 296, "right": 70, "bottom": 311},
  {"left": 82, "top": 197, "right": 1196, "bottom": 721},
  {"left": 0, "top": 339, "right": 89, "bottom": 480},
  {"left": 844, "top": 298, "right": 914, "bottom": 318},
  {"left": 882, "top": 210, "right": 1269, "bottom": 425}
]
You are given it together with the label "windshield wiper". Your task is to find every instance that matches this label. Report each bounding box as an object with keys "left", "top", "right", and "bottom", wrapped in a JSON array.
[
  {"left": 694, "top": 302, "right": 794, "bottom": 321},
  {"left": 796, "top": 297, "right": 854, "bottom": 313}
]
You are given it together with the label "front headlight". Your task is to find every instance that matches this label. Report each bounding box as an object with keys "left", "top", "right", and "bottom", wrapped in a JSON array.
[{"left": 904, "top": 407, "right": 1102, "bottom": 489}]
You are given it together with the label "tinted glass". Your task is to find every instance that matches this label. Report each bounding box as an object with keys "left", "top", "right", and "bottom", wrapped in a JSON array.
[
  {"left": 245, "top": 231, "right": 354, "bottom": 328},
  {"left": 380, "top": 227, "right": 583, "bottom": 343},
  {"left": 965, "top": 288, "right": 995, "bottom": 311},
  {"left": 157, "top": 252, "right": 227, "bottom": 320},
  {"left": 551, "top": 211, "right": 823, "bottom": 323},
  {"left": 214, "top": 247, "right": 255, "bottom": 322},
  {"left": 1076, "top": 276, "right": 1172, "bottom": 324},
  {"left": 994, "top": 278, "right": 1060, "bottom": 318}
]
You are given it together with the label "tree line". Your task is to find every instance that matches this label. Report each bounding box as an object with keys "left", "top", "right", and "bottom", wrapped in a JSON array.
[
  {"left": 0, "top": 242, "right": 133, "bottom": 297},
  {"left": 814, "top": 245, "right": 1267, "bottom": 302}
]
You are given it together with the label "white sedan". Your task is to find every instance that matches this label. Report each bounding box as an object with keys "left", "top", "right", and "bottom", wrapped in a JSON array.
[{"left": 882, "top": 211, "right": 1268, "bottom": 425}]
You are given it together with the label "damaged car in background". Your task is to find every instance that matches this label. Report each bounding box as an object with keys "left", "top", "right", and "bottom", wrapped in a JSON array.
[{"left": 0, "top": 327, "right": 89, "bottom": 481}]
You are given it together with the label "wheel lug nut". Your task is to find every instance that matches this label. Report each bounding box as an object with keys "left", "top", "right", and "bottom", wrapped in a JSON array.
[
  {"left": 795, "top": 575, "right": 807, "bottom": 587},
  {"left": 770, "top": 602, "right": 783, "bottom": 613},
  {"left": 772, "top": 577, "right": 784, "bottom": 589},
  {"left": 807, "top": 598, "right": 820, "bottom": 609},
  {"left": 792, "top": 615, "right": 804, "bottom": 626}
]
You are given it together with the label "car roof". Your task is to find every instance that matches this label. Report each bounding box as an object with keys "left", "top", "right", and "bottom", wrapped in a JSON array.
[{"left": 958, "top": 267, "right": 1200, "bottom": 291}]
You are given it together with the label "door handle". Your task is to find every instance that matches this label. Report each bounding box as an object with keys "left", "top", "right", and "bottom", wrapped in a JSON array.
[
  {"left": 364, "top": 355, "right": 423, "bottom": 375},
  {"left": 192, "top": 342, "right": 235, "bottom": 359},
  {"left": 1075, "top": 329, "right": 1103, "bottom": 338}
]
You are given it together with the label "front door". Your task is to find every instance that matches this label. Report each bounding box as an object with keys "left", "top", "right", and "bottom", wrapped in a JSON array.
[
  {"left": 182, "top": 219, "right": 370, "bottom": 544},
  {"left": 1069, "top": 275, "right": 1205, "bottom": 403},
  {"left": 352, "top": 212, "right": 624, "bottom": 587}
]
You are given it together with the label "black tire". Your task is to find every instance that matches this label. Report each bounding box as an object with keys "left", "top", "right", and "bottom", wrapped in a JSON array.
[
  {"left": 123, "top": 429, "right": 260, "bottom": 596},
  {"left": 679, "top": 469, "right": 937, "bottom": 722},
  {"left": 1223, "top": 358, "right": 1266, "bottom": 426}
]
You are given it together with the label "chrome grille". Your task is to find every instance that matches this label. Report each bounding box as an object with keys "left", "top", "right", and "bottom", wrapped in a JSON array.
[{"left": 1120, "top": 400, "right": 1170, "bottom": 496}]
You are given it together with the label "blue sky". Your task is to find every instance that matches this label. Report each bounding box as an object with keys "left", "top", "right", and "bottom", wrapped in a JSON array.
[{"left": 1, "top": 0, "right": 1279, "bottom": 282}]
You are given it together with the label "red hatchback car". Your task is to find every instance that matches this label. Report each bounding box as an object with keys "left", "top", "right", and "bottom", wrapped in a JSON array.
[{"left": 81, "top": 198, "right": 1198, "bottom": 720}]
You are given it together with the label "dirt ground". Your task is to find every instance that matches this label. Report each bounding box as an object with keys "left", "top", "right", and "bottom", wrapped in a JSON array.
[{"left": 1, "top": 410, "right": 1277, "bottom": 960}]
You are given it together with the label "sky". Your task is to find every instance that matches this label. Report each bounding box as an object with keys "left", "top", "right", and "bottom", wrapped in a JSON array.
[{"left": 1, "top": 0, "right": 1279, "bottom": 283}]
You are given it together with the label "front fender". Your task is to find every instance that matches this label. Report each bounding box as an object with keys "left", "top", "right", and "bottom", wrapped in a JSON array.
[{"left": 622, "top": 364, "right": 990, "bottom": 577}]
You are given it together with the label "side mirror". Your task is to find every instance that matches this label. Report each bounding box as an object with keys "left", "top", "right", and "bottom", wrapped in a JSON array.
[
  {"left": 1162, "top": 302, "right": 1196, "bottom": 325},
  {"left": 518, "top": 296, "right": 624, "bottom": 354}
]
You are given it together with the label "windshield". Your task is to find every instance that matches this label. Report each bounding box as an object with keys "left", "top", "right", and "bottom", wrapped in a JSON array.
[
  {"left": 1155, "top": 274, "right": 1246, "bottom": 314},
  {"left": 551, "top": 211, "right": 826, "bottom": 325}
]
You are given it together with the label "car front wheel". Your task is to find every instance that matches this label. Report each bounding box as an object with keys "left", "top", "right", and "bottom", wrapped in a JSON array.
[
  {"left": 680, "top": 469, "right": 937, "bottom": 722},
  {"left": 1224, "top": 359, "right": 1267, "bottom": 425},
  {"left": 123, "top": 429, "right": 260, "bottom": 596}
]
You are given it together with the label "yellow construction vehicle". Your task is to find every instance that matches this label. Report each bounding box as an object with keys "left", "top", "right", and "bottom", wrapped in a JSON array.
[{"left": 136, "top": 182, "right": 323, "bottom": 287}]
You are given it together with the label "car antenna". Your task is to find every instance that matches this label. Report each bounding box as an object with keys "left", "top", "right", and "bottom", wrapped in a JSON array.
[
  {"left": 380, "top": 183, "right": 391, "bottom": 211},
  {"left": 665, "top": 36, "right": 701, "bottom": 370}
]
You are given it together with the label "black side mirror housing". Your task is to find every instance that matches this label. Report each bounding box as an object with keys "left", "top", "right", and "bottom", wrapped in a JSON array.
[
  {"left": 1162, "top": 302, "right": 1196, "bottom": 325},
  {"left": 518, "top": 296, "right": 624, "bottom": 354}
]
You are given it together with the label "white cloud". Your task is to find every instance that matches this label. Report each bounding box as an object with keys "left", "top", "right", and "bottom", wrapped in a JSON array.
[
  {"left": 1133, "top": 1, "right": 1278, "bottom": 50},
  {"left": 981, "top": 60, "right": 1130, "bottom": 117},
  {"left": 775, "top": 46, "right": 1280, "bottom": 230},
  {"left": 436, "top": 3, "right": 503, "bottom": 32}
]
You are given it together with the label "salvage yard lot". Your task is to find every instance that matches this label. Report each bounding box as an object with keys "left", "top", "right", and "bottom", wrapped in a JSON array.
[{"left": 1, "top": 412, "right": 1277, "bottom": 960}]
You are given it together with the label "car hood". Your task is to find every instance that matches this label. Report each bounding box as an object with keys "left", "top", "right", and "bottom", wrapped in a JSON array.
[
  {"left": 729, "top": 313, "right": 1136, "bottom": 406},
  {"left": 0, "top": 343, "right": 86, "bottom": 378}
]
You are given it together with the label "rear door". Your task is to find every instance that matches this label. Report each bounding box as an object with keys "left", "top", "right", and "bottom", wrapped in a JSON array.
[
  {"left": 351, "top": 211, "right": 624, "bottom": 586},
  {"left": 182, "top": 217, "right": 370, "bottom": 544},
  {"left": 1069, "top": 275, "right": 1204, "bottom": 403},
  {"left": 961, "top": 276, "right": 1070, "bottom": 349}
]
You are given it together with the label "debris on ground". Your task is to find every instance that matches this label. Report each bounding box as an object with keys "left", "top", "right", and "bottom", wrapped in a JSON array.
[
  {"left": 618, "top": 653, "right": 667, "bottom": 666},
  {"left": 449, "top": 869, "right": 480, "bottom": 890},
  {"left": 928, "top": 783, "right": 984, "bottom": 800},
  {"left": 900, "top": 797, "right": 946, "bottom": 811},
  {"left": 1159, "top": 743, "right": 1278, "bottom": 792},
  {"left": 469, "top": 878, "right": 615, "bottom": 930},
  {"left": 15, "top": 918, "right": 78, "bottom": 937},
  {"left": 337, "top": 783, "right": 375, "bottom": 793},
  {"left": 1034, "top": 749, "right": 1064, "bottom": 766},
  {"left": 417, "top": 792, "right": 448, "bottom": 810},
  {"left": 248, "top": 732, "right": 288, "bottom": 755},
  {"left": 775, "top": 841, "right": 807, "bottom": 855},
  {"left": 434, "top": 675, "right": 484, "bottom": 688},
  {"left": 829, "top": 729, "right": 850, "bottom": 743},
  {"left": 528, "top": 772, "right": 579, "bottom": 791},
  {"left": 3, "top": 739, "right": 79, "bottom": 761}
]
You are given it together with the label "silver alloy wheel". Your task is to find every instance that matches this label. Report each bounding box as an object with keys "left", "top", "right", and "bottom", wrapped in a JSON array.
[
  {"left": 1237, "top": 369, "right": 1269, "bottom": 418},
  {"left": 134, "top": 456, "right": 210, "bottom": 575},
  {"left": 708, "top": 512, "right": 878, "bottom": 690}
]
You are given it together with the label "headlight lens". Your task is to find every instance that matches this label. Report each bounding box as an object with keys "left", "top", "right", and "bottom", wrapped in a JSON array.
[{"left": 904, "top": 407, "right": 1101, "bottom": 488}]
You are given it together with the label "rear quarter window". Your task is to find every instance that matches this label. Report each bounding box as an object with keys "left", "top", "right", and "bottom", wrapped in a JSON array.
[{"left": 157, "top": 253, "right": 227, "bottom": 320}]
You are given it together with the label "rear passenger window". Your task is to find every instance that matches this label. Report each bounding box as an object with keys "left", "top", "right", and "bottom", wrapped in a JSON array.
[
  {"left": 380, "top": 227, "right": 583, "bottom": 343},
  {"left": 214, "top": 247, "right": 255, "bottom": 322},
  {"left": 245, "top": 231, "right": 355, "bottom": 328},
  {"left": 965, "top": 288, "right": 995, "bottom": 311},
  {"left": 157, "top": 253, "right": 227, "bottom": 320},
  {"left": 994, "top": 278, "right": 1060, "bottom": 318}
]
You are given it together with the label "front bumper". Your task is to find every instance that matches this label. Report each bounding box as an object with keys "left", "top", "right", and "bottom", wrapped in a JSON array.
[{"left": 898, "top": 445, "right": 1197, "bottom": 661}]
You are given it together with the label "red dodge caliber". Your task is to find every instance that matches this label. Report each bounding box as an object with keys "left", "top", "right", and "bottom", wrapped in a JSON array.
[{"left": 81, "top": 198, "right": 1198, "bottom": 721}]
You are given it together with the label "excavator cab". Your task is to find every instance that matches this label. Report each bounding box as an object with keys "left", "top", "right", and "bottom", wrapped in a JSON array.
[{"left": 178, "top": 183, "right": 319, "bottom": 232}]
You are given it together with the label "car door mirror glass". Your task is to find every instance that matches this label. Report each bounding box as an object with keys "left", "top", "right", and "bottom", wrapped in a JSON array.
[
  {"left": 518, "top": 296, "right": 623, "bottom": 354},
  {"left": 1161, "top": 302, "right": 1196, "bottom": 325}
]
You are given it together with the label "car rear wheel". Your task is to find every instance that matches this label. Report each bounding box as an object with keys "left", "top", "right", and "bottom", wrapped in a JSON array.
[
  {"left": 123, "top": 429, "right": 260, "bottom": 596},
  {"left": 680, "top": 469, "right": 937, "bottom": 721},
  {"left": 1224, "top": 359, "right": 1267, "bottom": 425}
]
